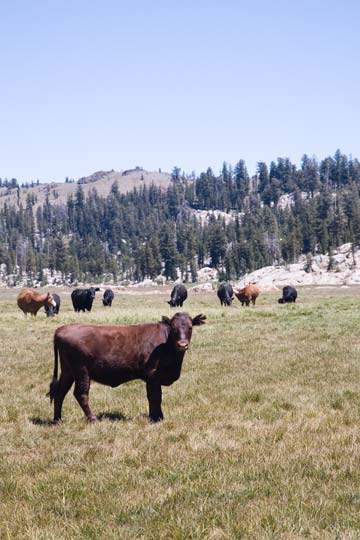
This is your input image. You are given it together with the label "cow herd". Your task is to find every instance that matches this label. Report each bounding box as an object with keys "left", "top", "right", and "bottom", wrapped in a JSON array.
[
  {"left": 15, "top": 282, "right": 297, "bottom": 424},
  {"left": 15, "top": 283, "right": 298, "bottom": 319},
  {"left": 216, "top": 283, "right": 297, "bottom": 307},
  {"left": 16, "top": 287, "right": 113, "bottom": 317}
]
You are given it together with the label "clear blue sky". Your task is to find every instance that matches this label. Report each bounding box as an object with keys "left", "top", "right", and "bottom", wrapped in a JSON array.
[{"left": 1, "top": 0, "right": 359, "bottom": 182}]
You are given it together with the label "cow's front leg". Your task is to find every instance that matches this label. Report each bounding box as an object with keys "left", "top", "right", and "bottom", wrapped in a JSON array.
[
  {"left": 146, "top": 382, "right": 163, "bottom": 422},
  {"left": 74, "top": 371, "right": 97, "bottom": 422}
]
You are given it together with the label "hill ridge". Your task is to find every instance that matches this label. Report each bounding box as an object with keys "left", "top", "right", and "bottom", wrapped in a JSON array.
[{"left": 0, "top": 168, "right": 172, "bottom": 211}]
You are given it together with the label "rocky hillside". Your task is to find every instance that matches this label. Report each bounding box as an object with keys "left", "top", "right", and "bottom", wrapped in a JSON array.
[
  {"left": 236, "top": 243, "right": 360, "bottom": 290},
  {"left": 0, "top": 168, "right": 171, "bottom": 211}
]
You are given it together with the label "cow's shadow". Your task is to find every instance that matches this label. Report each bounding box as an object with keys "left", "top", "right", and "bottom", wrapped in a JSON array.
[
  {"left": 97, "top": 411, "right": 129, "bottom": 422},
  {"left": 29, "top": 411, "right": 129, "bottom": 426},
  {"left": 29, "top": 416, "right": 57, "bottom": 426}
]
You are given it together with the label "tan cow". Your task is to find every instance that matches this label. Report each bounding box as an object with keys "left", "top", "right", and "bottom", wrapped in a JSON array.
[
  {"left": 234, "top": 284, "right": 260, "bottom": 307},
  {"left": 17, "top": 289, "right": 56, "bottom": 316}
]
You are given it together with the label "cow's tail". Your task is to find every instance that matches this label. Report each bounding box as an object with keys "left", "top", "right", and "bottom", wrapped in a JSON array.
[{"left": 47, "top": 337, "right": 59, "bottom": 402}]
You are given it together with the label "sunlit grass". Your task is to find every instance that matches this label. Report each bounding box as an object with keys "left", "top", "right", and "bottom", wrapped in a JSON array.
[{"left": 1, "top": 285, "right": 360, "bottom": 539}]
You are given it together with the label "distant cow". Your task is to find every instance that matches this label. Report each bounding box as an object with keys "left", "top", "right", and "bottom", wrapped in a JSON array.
[
  {"left": 45, "top": 293, "right": 61, "bottom": 317},
  {"left": 278, "top": 286, "right": 297, "bottom": 304},
  {"left": 17, "top": 289, "right": 56, "bottom": 317},
  {"left": 217, "top": 283, "right": 233, "bottom": 306},
  {"left": 102, "top": 289, "right": 114, "bottom": 307},
  {"left": 234, "top": 284, "right": 260, "bottom": 306},
  {"left": 71, "top": 287, "right": 100, "bottom": 312},
  {"left": 48, "top": 312, "right": 206, "bottom": 424},
  {"left": 168, "top": 284, "right": 188, "bottom": 307}
]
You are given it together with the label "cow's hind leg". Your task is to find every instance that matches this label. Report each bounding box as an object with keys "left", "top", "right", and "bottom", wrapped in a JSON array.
[
  {"left": 146, "top": 382, "right": 163, "bottom": 422},
  {"left": 53, "top": 373, "right": 74, "bottom": 424},
  {"left": 73, "top": 372, "right": 97, "bottom": 422}
]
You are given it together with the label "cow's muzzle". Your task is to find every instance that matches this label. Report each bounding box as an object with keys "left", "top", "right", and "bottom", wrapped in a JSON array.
[{"left": 177, "top": 341, "right": 189, "bottom": 352}]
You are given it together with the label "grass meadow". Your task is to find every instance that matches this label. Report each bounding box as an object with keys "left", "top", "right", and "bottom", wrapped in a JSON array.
[{"left": 1, "top": 286, "right": 360, "bottom": 539}]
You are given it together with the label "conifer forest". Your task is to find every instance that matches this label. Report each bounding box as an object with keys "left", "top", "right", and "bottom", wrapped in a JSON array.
[{"left": 1, "top": 150, "right": 360, "bottom": 284}]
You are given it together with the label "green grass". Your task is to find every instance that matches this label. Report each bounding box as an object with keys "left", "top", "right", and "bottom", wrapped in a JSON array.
[{"left": 1, "top": 286, "right": 360, "bottom": 539}]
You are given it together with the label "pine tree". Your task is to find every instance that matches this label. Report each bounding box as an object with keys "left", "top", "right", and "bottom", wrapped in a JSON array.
[
  {"left": 207, "top": 216, "right": 227, "bottom": 268},
  {"left": 257, "top": 162, "right": 270, "bottom": 196},
  {"left": 301, "top": 155, "right": 320, "bottom": 196},
  {"left": 234, "top": 159, "right": 249, "bottom": 209},
  {"left": 54, "top": 235, "right": 67, "bottom": 275},
  {"left": 160, "top": 223, "right": 178, "bottom": 280}
]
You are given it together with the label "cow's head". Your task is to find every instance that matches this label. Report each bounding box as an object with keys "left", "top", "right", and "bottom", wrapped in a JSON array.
[
  {"left": 223, "top": 288, "right": 233, "bottom": 306},
  {"left": 167, "top": 299, "right": 177, "bottom": 307},
  {"left": 278, "top": 298, "right": 285, "bottom": 304},
  {"left": 46, "top": 293, "right": 56, "bottom": 308},
  {"left": 87, "top": 287, "right": 100, "bottom": 300},
  {"left": 45, "top": 304, "right": 55, "bottom": 317},
  {"left": 161, "top": 312, "right": 206, "bottom": 352}
]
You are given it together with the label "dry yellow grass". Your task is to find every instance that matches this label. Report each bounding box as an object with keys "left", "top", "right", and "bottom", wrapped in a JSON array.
[{"left": 1, "top": 286, "right": 360, "bottom": 539}]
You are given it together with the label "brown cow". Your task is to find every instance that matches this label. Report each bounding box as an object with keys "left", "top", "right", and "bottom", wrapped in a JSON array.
[
  {"left": 234, "top": 284, "right": 260, "bottom": 306},
  {"left": 48, "top": 312, "right": 206, "bottom": 424},
  {"left": 17, "top": 289, "right": 56, "bottom": 316}
]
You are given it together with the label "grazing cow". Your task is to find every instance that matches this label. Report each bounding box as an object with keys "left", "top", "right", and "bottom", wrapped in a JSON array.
[
  {"left": 48, "top": 312, "right": 206, "bottom": 424},
  {"left": 45, "top": 293, "right": 61, "bottom": 317},
  {"left": 278, "top": 286, "right": 297, "bottom": 304},
  {"left": 71, "top": 287, "right": 100, "bottom": 312},
  {"left": 17, "top": 289, "right": 56, "bottom": 317},
  {"left": 234, "top": 284, "right": 260, "bottom": 306},
  {"left": 102, "top": 289, "right": 114, "bottom": 307},
  {"left": 168, "top": 284, "right": 188, "bottom": 307},
  {"left": 217, "top": 283, "right": 233, "bottom": 306}
]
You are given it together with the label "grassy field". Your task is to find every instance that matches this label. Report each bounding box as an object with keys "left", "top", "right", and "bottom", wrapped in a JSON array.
[{"left": 1, "top": 286, "right": 360, "bottom": 539}]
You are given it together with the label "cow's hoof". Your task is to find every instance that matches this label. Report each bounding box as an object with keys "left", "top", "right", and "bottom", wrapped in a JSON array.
[
  {"left": 87, "top": 415, "right": 97, "bottom": 423},
  {"left": 51, "top": 418, "right": 62, "bottom": 425},
  {"left": 149, "top": 415, "right": 163, "bottom": 423}
]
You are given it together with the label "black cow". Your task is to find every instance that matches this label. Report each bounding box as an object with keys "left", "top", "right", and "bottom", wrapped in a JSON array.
[
  {"left": 102, "top": 289, "right": 114, "bottom": 307},
  {"left": 278, "top": 286, "right": 297, "bottom": 304},
  {"left": 168, "top": 284, "right": 188, "bottom": 307},
  {"left": 217, "top": 283, "right": 233, "bottom": 306},
  {"left": 71, "top": 287, "right": 100, "bottom": 312},
  {"left": 45, "top": 293, "right": 61, "bottom": 317},
  {"left": 48, "top": 312, "right": 206, "bottom": 424}
]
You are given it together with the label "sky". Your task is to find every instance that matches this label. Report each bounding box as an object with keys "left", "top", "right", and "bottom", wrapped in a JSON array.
[{"left": 0, "top": 0, "right": 359, "bottom": 182}]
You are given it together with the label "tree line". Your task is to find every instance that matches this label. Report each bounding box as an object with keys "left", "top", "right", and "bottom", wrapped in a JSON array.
[{"left": 1, "top": 150, "right": 360, "bottom": 284}]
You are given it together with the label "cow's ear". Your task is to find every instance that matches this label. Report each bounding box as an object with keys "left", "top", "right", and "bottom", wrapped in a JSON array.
[
  {"left": 192, "top": 314, "right": 206, "bottom": 326},
  {"left": 95, "top": 287, "right": 100, "bottom": 292},
  {"left": 161, "top": 316, "right": 171, "bottom": 326}
]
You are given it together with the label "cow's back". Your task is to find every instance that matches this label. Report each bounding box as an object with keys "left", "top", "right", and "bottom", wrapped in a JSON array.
[
  {"left": 45, "top": 293, "right": 61, "bottom": 316},
  {"left": 282, "top": 286, "right": 297, "bottom": 303},
  {"left": 235, "top": 284, "right": 260, "bottom": 305},
  {"left": 17, "top": 289, "right": 43, "bottom": 314},
  {"left": 170, "top": 285, "right": 187, "bottom": 305},
  {"left": 103, "top": 289, "right": 114, "bottom": 306},
  {"left": 247, "top": 284, "right": 260, "bottom": 300},
  {"left": 176, "top": 284, "right": 187, "bottom": 298},
  {"left": 55, "top": 322, "right": 169, "bottom": 383},
  {"left": 71, "top": 289, "right": 87, "bottom": 311},
  {"left": 217, "top": 283, "right": 233, "bottom": 302},
  {"left": 71, "top": 289, "right": 83, "bottom": 305}
]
